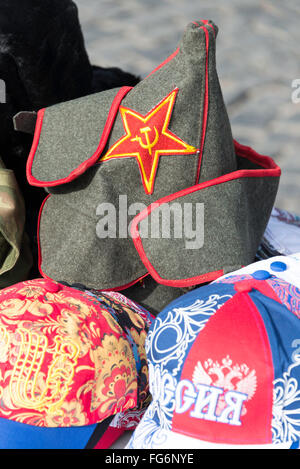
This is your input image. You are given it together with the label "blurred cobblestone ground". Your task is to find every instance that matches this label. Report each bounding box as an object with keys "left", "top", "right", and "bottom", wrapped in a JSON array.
[{"left": 75, "top": 0, "right": 300, "bottom": 212}]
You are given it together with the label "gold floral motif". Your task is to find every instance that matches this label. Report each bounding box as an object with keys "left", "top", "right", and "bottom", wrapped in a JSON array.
[
  {"left": 58, "top": 297, "right": 95, "bottom": 316},
  {"left": 9, "top": 327, "right": 80, "bottom": 415},
  {"left": 0, "top": 299, "right": 31, "bottom": 317},
  {"left": 17, "top": 286, "right": 45, "bottom": 299},
  {"left": 91, "top": 334, "right": 137, "bottom": 416},
  {"left": 0, "top": 325, "right": 10, "bottom": 363},
  {"left": 45, "top": 399, "right": 87, "bottom": 427},
  {"left": 56, "top": 309, "right": 98, "bottom": 356},
  {"left": 101, "top": 310, "right": 123, "bottom": 335},
  {"left": 123, "top": 307, "right": 146, "bottom": 330},
  {"left": 27, "top": 300, "right": 54, "bottom": 317}
]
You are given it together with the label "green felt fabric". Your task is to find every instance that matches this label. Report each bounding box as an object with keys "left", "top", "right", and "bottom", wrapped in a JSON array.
[
  {"left": 28, "top": 20, "right": 280, "bottom": 313},
  {"left": 31, "top": 88, "right": 122, "bottom": 182},
  {"left": 136, "top": 173, "right": 279, "bottom": 282}
]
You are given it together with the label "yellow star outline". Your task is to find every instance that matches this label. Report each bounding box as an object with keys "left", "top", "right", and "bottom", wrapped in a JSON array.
[{"left": 100, "top": 89, "right": 198, "bottom": 195}]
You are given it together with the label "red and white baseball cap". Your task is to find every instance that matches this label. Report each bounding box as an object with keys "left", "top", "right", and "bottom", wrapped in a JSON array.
[{"left": 127, "top": 257, "right": 300, "bottom": 449}]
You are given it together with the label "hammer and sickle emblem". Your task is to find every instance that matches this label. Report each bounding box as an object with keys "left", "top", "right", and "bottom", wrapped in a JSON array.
[{"left": 131, "top": 126, "right": 159, "bottom": 156}]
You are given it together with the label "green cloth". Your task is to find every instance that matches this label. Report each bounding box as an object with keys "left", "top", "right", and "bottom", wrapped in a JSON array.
[
  {"left": 26, "top": 20, "right": 280, "bottom": 313},
  {"left": 0, "top": 158, "right": 32, "bottom": 287}
]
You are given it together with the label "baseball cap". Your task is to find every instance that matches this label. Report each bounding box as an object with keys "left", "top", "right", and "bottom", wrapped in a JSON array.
[
  {"left": 0, "top": 278, "right": 153, "bottom": 449},
  {"left": 127, "top": 263, "right": 300, "bottom": 449}
]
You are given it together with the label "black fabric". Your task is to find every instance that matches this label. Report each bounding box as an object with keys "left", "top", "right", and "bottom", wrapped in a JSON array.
[
  {"left": 122, "top": 276, "right": 192, "bottom": 316},
  {"left": 84, "top": 416, "right": 114, "bottom": 450},
  {"left": 13, "top": 112, "right": 37, "bottom": 135},
  {"left": 0, "top": 0, "right": 139, "bottom": 277}
]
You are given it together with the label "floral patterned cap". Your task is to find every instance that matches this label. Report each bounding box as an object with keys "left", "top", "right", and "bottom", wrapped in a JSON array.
[{"left": 0, "top": 278, "right": 154, "bottom": 448}]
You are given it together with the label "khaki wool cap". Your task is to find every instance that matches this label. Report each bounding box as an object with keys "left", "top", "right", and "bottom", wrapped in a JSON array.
[{"left": 25, "top": 20, "right": 280, "bottom": 310}]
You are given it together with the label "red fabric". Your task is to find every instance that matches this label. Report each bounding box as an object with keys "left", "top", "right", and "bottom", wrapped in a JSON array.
[
  {"left": 0, "top": 279, "right": 150, "bottom": 428},
  {"left": 172, "top": 292, "right": 274, "bottom": 444},
  {"left": 234, "top": 279, "right": 283, "bottom": 303},
  {"left": 93, "top": 427, "right": 126, "bottom": 449}
]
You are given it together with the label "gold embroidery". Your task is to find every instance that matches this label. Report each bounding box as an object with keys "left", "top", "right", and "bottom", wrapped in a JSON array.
[
  {"left": 10, "top": 328, "right": 80, "bottom": 415},
  {"left": 0, "top": 325, "right": 10, "bottom": 362}
]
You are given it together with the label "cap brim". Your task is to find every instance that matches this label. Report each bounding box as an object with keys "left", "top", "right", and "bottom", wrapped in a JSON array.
[
  {"left": 127, "top": 415, "right": 296, "bottom": 449},
  {"left": 0, "top": 415, "right": 123, "bottom": 449}
]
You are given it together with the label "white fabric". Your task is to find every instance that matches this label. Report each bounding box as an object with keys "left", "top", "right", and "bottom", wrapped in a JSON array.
[
  {"left": 217, "top": 253, "right": 300, "bottom": 289},
  {"left": 127, "top": 426, "right": 294, "bottom": 449},
  {"left": 262, "top": 208, "right": 300, "bottom": 256}
]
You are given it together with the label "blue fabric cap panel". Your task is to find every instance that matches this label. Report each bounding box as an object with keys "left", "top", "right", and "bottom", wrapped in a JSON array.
[
  {"left": 146, "top": 282, "right": 236, "bottom": 381},
  {"left": 0, "top": 417, "right": 97, "bottom": 449},
  {"left": 147, "top": 281, "right": 237, "bottom": 367},
  {"left": 249, "top": 289, "right": 300, "bottom": 444}
]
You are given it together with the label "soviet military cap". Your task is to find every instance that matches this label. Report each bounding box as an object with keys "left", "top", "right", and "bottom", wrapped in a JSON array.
[
  {"left": 0, "top": 278, "right": 153, "bottom": 449},
  {"left": 127, "top": 261, "right": 300, "bottom": 449},
  {"left": 25, "top": 20, "right": 280, "bottom": 305}
]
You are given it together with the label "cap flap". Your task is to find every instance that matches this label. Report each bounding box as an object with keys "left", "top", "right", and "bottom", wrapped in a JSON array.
[
  {"left": 27, "top": 19, "right": 237, "bottom": 194},
  {"left": 130, "top": 142, "right": 281, "bottom": 287},
  {"left": 26, "top": 86, "right": 132, "bottom": 187}
]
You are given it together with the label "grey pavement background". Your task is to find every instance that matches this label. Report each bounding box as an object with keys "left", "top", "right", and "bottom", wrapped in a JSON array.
[{"left": 75, "top": 0, "right": 300, "bottom": 213}]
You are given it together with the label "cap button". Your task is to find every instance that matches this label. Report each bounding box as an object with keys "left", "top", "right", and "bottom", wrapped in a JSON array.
[
  {"left": 234, "top": 281, "right": 253, "bottom": 293},
  {"left": 44, "top": 280, "right": 61, "bottom": 293},
  {"left": 252, "top": 270, "right": 271, "bottom": 280},
  {"left": 270, "top": 261, "right": 287, "bottom": 272}
]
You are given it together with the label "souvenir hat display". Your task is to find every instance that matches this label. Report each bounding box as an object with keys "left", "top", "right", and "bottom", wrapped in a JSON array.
[
  {"left": 127, "top": 258, "right": 300, "bottom": 449},
  {"left": 0, "top": 1, "right": 298, "bottom": 451},
  {"left": 24, "top": 20, "right": 280, "bottom": 314},
  {"left": 0, "top": 278, "right": 153, "bottom": 449}
]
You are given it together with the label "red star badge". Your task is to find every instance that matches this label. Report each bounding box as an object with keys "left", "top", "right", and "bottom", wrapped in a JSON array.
[{"left": 100, "top": 88, "right": 198, "bottom": 195}]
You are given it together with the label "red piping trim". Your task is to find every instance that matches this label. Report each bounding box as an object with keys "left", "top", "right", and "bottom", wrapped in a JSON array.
[
  {"left": 100, "top": 272, "right": 149, "bottom": 292},
  {"left": 37, "top": 194, "right": 150, "bottom": 290},
  {"left": 26, "top": 86, "right": 133, "bottom": 187},
  {"left": 130, "top": 141, "right": 281, "bottom": 287},
  {"left": 131, "top": 220, "right": 223, "bottom": 287},
  {"left": 145, "top": 47, "right": 180, "bottom": 79},
  {"left": 198, "top": 19, "right": 216, "bottom": 36},
  {"left": 195, "top": 25, "right": 209, "bottom": 184}
]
